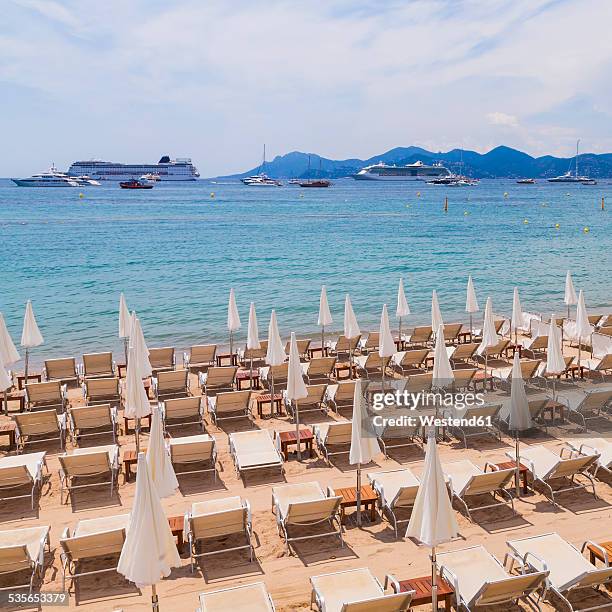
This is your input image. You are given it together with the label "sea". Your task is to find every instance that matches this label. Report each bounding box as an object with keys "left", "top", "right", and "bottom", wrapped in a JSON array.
[{"left": 0, "top": 178, "right": 610, "bottom": 366}]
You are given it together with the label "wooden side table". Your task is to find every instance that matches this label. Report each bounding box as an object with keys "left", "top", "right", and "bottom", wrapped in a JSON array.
[
  {"left": 493, "top": 461, "right": 529, "bottom": 495},
  {"left": 255, "top": 393, "right": 283, "bottom": 418},
  {"left": 335, "top": 485, "right": 377, "bottom": 523},
  {"left": 168, "top": 515, "right": 185, "bottom": 551},
  {"left": 0, "top": 392, "right": 25, "bottom": 414},
  {"left": 390, "top": 575, "right": 454, "bottom": 611},
  {"left": 123, "top": 448, "right": 147, "bottom": 482},
  {"left": 334, "top": 363, "right": 356, "bottom": 380},
  {"left": 276, "top": 429, "right": 314, "bottom": 460},
  {"left": 236, "top": 369, "right": 260, "bottom": 390},
  {"left": 123, "top": 414, "right": 152, "bottom": 435},
  {"left": 586, "top": 541, "right": 612, "bottom": 566},
  {"left": 0, "top": 422, "right": 16, "bottom": 450},
  {"left": 216, "top": 353, "right": 238, "bottom": 367},
  {"left": 543, "top": 399, "right": 566, "bottom": 423},
  {"left": 17, "top": 373, "right": 42, "bottom": 390},
  {"left": 307, "top": 345, "right": 328, "bottom": 358}
]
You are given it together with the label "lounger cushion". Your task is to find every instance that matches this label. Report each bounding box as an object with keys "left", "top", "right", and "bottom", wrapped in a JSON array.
[
  {"left": 272, "top": 482, "right": 325, "bottom": 518},
  {"left": 0, "top": 452, "right": 46, "bottom": 480},
  {"left": 369, "top": 469, "right": 419, "bottom": 507},
  {"left": 199, "top": 582, "right": 273, "bottom": 612},
  {"left": 0, "top": 525, "right": 49, "bottom": 566},
  {"left": 230, "top": 431, "right": 282, "bottom": 470},
  {"left": 74, "top": 513, "right": 130, "bottom": 537},
  {"left": 310, "top": 568, "right": 384, "bottom": 612}
]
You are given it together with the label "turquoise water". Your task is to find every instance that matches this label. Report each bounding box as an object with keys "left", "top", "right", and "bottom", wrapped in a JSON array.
[{"left": 0, "top": 178, "right": 610, "bottom": 366}]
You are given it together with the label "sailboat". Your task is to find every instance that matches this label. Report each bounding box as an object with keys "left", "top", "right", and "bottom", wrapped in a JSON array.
[
  {"left": 241, "top": 145, "right": 282, "bottom": 186},
  {"left": 548, "top": 140, "right": 597, "bottom": 184},
  {"left": 298, "top": 155, "right": 331, "bottom": 188}
]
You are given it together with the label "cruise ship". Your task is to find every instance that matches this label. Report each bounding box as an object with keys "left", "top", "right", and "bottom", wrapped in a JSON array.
[
  {"left": 67, "top": 156, "right": 199, "bottom": 181},
  {"left": 353, "top": 160, "right": 451, "bottom": 181}
]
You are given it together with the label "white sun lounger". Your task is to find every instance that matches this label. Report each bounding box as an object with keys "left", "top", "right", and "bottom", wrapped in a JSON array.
[
  {"left": 506, "top": 532, "right": 612, "bottom": 612},
  {"left": 14, "top": 409, "right": 67, "bottom": 453},
  {"left": 556, "top": 387, "right": 612, "bottom": 431},
  {"left": 0, "top": 451, "right": 47, "bottom": 509},
  {"left": 229, "top": 430, "right": 284, "bottom": 480},
  {"left": 168, "top": 434, "right": 218, "bottom": 480},
  {"left": 313, "top": 421, "right": 353, "bottom": 465},
  {"left": 272, "top": 481, "right": 342, "bottom": 554},
  {"left": 325, "top": 381, "right": 358, "bottom": 413},
  {"left": 565, "top": 437, "right": 612, "bottom": 478},
  {"left": 579, "top": 354, "right": 612, "bottom": 381},
  {"left": 391, "top": 349, "right": 430, "bottom": 375},
  {"left": 445, "top": 403, "right": 502, "bottom": 447},
  {"left": 437, "top": 544, "right": 547, "bottom": 611},
  {"left": 374, "top": 409, "right": 422, "bottom": 458},
  {"left": 302, "top": 357, "right": 337, "bottom": 383},
  {"left": 0, "top": 525, "right": 51, "bottom": 593},
  {"left": 198, "top": 582, "right": 276, "bottom": 612},
  {"left": 68, "top": 403, "right": 118, "bottom": 445}
]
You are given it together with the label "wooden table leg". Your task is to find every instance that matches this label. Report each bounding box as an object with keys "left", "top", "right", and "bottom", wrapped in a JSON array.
[
  {"left": 522, "top": 471, "right": 529, "bottom": 496},
  {"left": 369, "top": 502, "right": 376, "bottom": 522}
]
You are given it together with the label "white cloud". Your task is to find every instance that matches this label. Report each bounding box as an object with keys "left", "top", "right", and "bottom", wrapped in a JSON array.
[{"left": 486, "top": 112, "right": 519, "bottom": 127}]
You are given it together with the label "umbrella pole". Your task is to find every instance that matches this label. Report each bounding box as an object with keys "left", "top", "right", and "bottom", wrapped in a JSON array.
[
  {"left": 270, "top": 374, "right": 275, "bottom": 417},
  {"left": 431, "top": 546, "right": 438, "bottom": 611},
  {"left": 349, "top": 347, "right": 353, "bottom": 379},
  {"left": 321, "top": 326, "right": 325, "bottom": 357},
  {"left": 124, "top": 338, "right": 129, "bottom": 368},
  {"left": 356, "top": 464, "right": 362, "bottom": 527},
  {"left": 229, "top": 331, "right": 233, "bottom": 364},
  {"left": 3, "top": 390, "right": 8, "bottom": 416},
  {"left": 135, "top": 418, "right": 141, "bottom": 454},
  {"left": 24, "top": 348, "right": 29, "bottom": 384},
  {"left": 577, "top": 336, "right": 581, "bottom": 378},
  {"left": 250, "top": 356, "right": 254, "bottom": 388},
  {"left": 469, "top": 314, "right": 473, "bottom": 338},
  {"left": 484, "top": 353, "right": 488, "bottom": 392},
  {"left": 515, "top": 432, "right": 521, "bottom": 499},
  {"left": 398, "top": 317, "right": 402, "bottom": 349},
  {"left": 151, "top": 584, "right": 159, "bottom": 612},
  {"left": 295, "top": 399, "right": 301, "bottom": 461}
]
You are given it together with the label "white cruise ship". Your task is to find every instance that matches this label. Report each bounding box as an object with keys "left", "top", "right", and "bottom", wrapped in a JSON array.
[
  {"left": 353, "top": 160, "right": 451, "bottom": 181},
  {"left": 67, "top": 155, "right": 199, "bottom": 181}
]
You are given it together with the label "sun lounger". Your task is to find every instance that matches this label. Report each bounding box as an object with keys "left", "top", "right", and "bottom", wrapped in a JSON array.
[
  {"left": 447, "top": 342, "right": 479, "bottom": 368},
  {"left": 25, "top": 381, "right": 67, "bottom": 412},
  {"left": 302, "top": 356, "right": 337, "bottom": 383},
  {"left": 14, "top": 410, "right": 66, "bottom": 453},
  {"left": 284, "top": 338, "right": 311, "bottom": 359},
  {"left": 0, "top": 452, "right": 46, "bottom": 508},
  {"left": 148, "top": 346, "right": 175, "bottom": 373},
  {"left": 152, "top": 368, "right": 190, "bottom": 400},
  {"left": 538, "top": 356, "right": 575, "bottom": 385},
  {"left": 521, "top": 335, "right": 549, "bottom": 359},
  {"left": 360, "top": 332, "right": 380, "bottom": 353},
  {"left": 566, "top": 437, "right": 612, "bottom": 478},
  {"left": 0, "top": 525, "right": 51, "bottom": 593},
  {"left": 354, "top": 353, "right": 391, "bottom": 378},
  {"left": 313, "top": 421, "right": 353, "bottom": 465},
  {"left": 198, "top": 582, "right": 275, "bottom": 612},
  {"left": 451, "top": 367, "right": 478, "bottom": 391},
  {"left": 446, "top": 403, "right": 501, "bottom": 447},
  {"left": 437, "top": 544, "right": 547, "bottom": 611},
  {"left": 240, "top": 340, "right": 268, "bottom": 365},
  {"left": 272, "top": 481, "right": 342, "bottom": 554},
  {"left": 580, "top": 353, "right": 612, "bottom": 381},
  {"left": 328, "top": 335, "right": 361, "bottom": 357},
  {"left": 508, "top": 444, "right": 599, "bottom": 506},
  {"left": 44, "top": 357, "right": 78, "bottom": 386},
  {"left": 169, "top": 434, "right": 218, "bottom": 480},
  {"left": 375, "top": 409, "right": 422, "bottom": 458},
  {"left": 598, "top": 326, "right": 612, "bottom": 337},
  {"left": 59, "top": 513, "right": 129, "bottom": 591},
  {"left": 83, "top": 377, "right": 121, "bottom": 406},
  {"left": 199, "top": 365, "right": 238, "bottom": 395},
  {"left": 161, "top": 396, "right": 204, "bottom": 430},
  {"left": 368, "top": 468, "right": 420, "bottom": 538},
  {"left": 477, "top": 339, "right": 511, "bottom": 359},
  {"left": 499, "top": 397, "right": 549, "bottom": 431},
  {"left": 403, "top": 372, "right": 433, "bottom": 393},
  {"left": 81, "top": 352, "right": 116, "bottom": 379},
  {"left": 391, "top": 349, "right": 429, "bottom": 375},
  {"left": 443, "top": 322, "right": 464, "bottom": 344},
  {"left": 473, "top": 318, "right": 506, "bottom": 339},
  {"left": 557, "top": 387, "right": 612, "bottom": 431},
  {"left": 325, "top": 381, "right": 358, "bottom": 413},
  {"left": 186, "top": 496, "right": 253, "bottom": 570},
  {"left": 310, "top": 567, "right": 413, "bottom": 612},
  {"left": 183, "top": 344, "right": 217, "bottom": 371},
  {"left": 259, "top": 363, "right": 289, "bottom": 388},
  {"left": 284, "top": 384, "right": 328, "bottom": 420},
  {"left": 442, "top": 459, "right": 514, "bottom": 520},
  {"left": 492, "top": 359, "right": 541, "bottom": 387},
  {"left": 206, "top": 390, "right": 252, "bottom": 425},
  {"left": 589, "top": 314, "right": 604, "bottom": 327},
  {"left": 68, "top": 404, "right": 118, "bottom": 445},
  {"left": 404, "top": 325, "right": 433, "bottom": 347},
  {"left": 58, "top": 444, "right": 120, "bottom": 504},
  {"left": 506, "top": 532, "right": 612, "bottom": 611},
  {"left": 229, "top": 430, "right": 284, "bottom": 480}
]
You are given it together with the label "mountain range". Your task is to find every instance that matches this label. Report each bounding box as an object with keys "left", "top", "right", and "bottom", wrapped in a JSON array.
[{"left": 218, "top": 145, "right": 612, "bottom": 179}]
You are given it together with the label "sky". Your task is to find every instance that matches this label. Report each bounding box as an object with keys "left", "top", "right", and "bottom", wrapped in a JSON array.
[{"left": 1, "top": 0, "right": 612, "bottom": 177}]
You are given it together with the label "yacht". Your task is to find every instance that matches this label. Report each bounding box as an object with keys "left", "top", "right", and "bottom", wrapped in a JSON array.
[
  {"left": 12, "top": 167, "right": 80, "bottom": 187},
  {"left": 354, "top": 160, "right": 450, "bottom": 181},
  {"left": 140, "top": 173, "right": 161, "bottom": 182},
  {"left": 548, "top": 140, "right": 597, "bottom": 184},
  {"left": 428, "top": 174, "right": 478, "bottom": 186},
  {"left": 74, "top": 175, "right": 101, "bottom": 186},
  {"left": 241, "top": 145, "right": 282, "bottom": 186},
  {"left": 516, "top": 178, "right": 536, "bottom": 184}
]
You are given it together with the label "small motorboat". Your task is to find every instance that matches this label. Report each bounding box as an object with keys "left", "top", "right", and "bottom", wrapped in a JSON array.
[
  {"left": 120, "top": 179, "right": 154, "bottom": 189},
  {"left": 516, "top": 178, "right": 536, "bottom": 184},
  {"left": 298, "top": 179, "right": 332, "bottom": 188}
]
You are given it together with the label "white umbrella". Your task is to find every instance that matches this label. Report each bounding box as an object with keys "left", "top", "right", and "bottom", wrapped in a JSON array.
[
  {"left": 344, "top": 295, "right": 360, "bottom": 379},
  {"left": 146, "top": 405, "right": 178, "bottom": 498},
  {"left": 478, "top": 297, "right": 499, "bottom": 390},
  {"left": 510, "top": 287, "right": 524, "bottom": 345},
  {"left": 349, "top": 379, "right": 379, "bottom": 526},
  {"left": 465, "top": 275, "right": 479, "bottom": 336},
  {"left": 379, "top": 304, "right": 395, "bottom": 389},
  {"left": 286, "top": 332, "right": 308, "bottom": 460},
  {"left": 564, "top": 271, "right": 578, "bottom": 319},
  {"left": 117, "top": 453, "right": 180, "bottom": 611},
  {"left": 508, "top": 352, "right": 532, "bottom": 498},
  {"left": 0, "top": 313, "right": 20, "bottom": 366},
  {"left": 129, "top": 313, "right": 152, "bottom": 380},
  {"left": 546, "top": 314, "right": 566, "bottom": 399},
  {"left": 431, "top": 290, "right": 443, "bottom": 339},
  {"left": 247, "top": 302, "right": 260, "bottom": 383},
  {"left": 432, "top": 324, "right": 454, "bottom": 390},
  {"left": 21, "top": 300, "right": 43, "bottom": 382},
  {"left": 266, "top": 310, "right": 286, "bottom": 414},
  {"left": 119, "top": 293, "right": 131, "bottom": 365},
  {"left": 124, "top": 344, "right": 152, "bottom": 453},
  {"left": 0, "top": 359, "right": 11, "bottom": 416},
  {"left": 317, "top": 286, "right": 333, "bottom": 355},
  {"left": 406, "top": 432, "right": 458, "bottom": 611},
  {"left": 575, "top": 290, "right": 592, "bottom": 366},
  {"left": 396, "top": 278, "right": 410, "bottom": 347},
  {"left": 227, "top": 288, "right": 241, "bottom": 359}
]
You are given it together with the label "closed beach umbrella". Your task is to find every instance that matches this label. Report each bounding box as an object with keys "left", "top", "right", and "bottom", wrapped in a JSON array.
[
  {"left": 344, "top": 295, "right": 360, "bottom": 379},
  {"left": 564, "top": 271, "right": 578, "bottom": 319},
  {"left": 266, "top": 310, "right": 286, "bottom": 413},
  {"left": 146, "top": 405, "right": 178, "bottom": 498},
  {"left": 119, "top": 293, "right": 131, "bottom": 364},
  {"left": 0, "top": 313, "right": 20, "bottom": 367},
  {"left": 124, "top": 344, "right": 151, "bottom": 454},
  {"left": 129, "top": 313, "right": 152, "bottom": 380},
  {"left": 396, "top": 278, "right": 410, "bottom": 346},
  {"left": 478, "top": 297, "right": 499, "bottom": 388},
  {"left": 432, "top": 324, "right": 453, "bottom": 389},
  {"left": 317, "top": 286, "right": 333, "bottom": 354},
  {"left": 21, "top": 300, "right": 43, "bottom": 382},
  {"left": 465, "top": 275, "right": 479, "bottom": 335},
  {"left": 379, "top": 304, "right": 395, "bottom": 389},
  {"left": 247, "top": 302, "right": 260, "bottom": 381},
  {"left": 118, "top": 453, "right": 180, "bottom": 611},
  {"left": 546, "top": 315, "right": 565, "bottom": 401},
  {"left": 227, "top": 288, "right": 241, "bottom": 359},
  {"left": 286, "top": 332, "right": 308, "bottom": 460},
  {"left": 431, "top": 290, "right": 443, "bottom": 338},
  {"left": 406, "top": 432, "right": 458, "bottom": 611},
  {"left": 510, "top": 287, "right": 524, "bottom": 345},
  {"left": 349, "top": 379, "right": 379, "bottom": 526},
  {"left": 575, "top": 289, "right": 592, "bottom": 367},
  {"left": 508, "top": 351, "right": 532, "bottom": 497}
]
